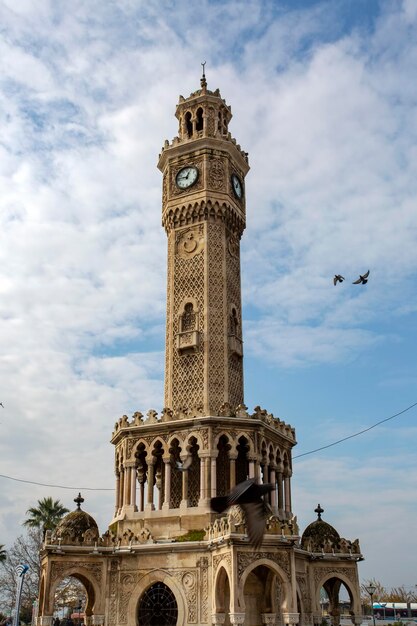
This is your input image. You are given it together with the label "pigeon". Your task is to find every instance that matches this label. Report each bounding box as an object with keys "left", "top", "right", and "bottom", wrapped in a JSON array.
[
  {"left": 333, "top": 275, "right": 345, "bottom": 285},
  {"left": 0, "top": 402, "right": 3, "bottom": 408},
  {"left": 352, "top": 270, "right": 370, "bottom": 285},
  {"left": 175, "top": 455, "right": 193, "bottom": 471},
  {"left": 210, "top": 478, "right": 274, "bottom": 549}
]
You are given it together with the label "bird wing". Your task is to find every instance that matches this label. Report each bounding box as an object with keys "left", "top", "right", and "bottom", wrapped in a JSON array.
[
  {"left": 241, "top": 502, "right": 267, "bottom": 550},
  {"left": 352, "top": 277, "right": 361, "bottom": 284},
  {"left": 227, "top": 479, "right": 256, "bottom": 506},
  {"left": 333, "top": 276, "right": 337, "bottom": 286},
  {"left": 362, "top": 270, "right": 370, "bottom": 279}
]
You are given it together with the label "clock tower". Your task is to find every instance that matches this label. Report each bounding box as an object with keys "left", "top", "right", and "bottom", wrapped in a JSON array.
[
  {"left": 158, "top": 70, "right": 249, "bottom": 416},
  {"left": 36, "top": 72, "right": 364, "bottom": 626}
]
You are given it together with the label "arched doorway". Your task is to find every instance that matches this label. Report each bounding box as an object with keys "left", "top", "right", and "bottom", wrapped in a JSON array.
[
  {"left": 320, "top": 578, "right": 354, "bottom": 626},
  {"left": 137, "top": 581, "right": 178, "bottom": 626},
  {"left": 52, "top": 576, "right": 89, "bottom": 624}
]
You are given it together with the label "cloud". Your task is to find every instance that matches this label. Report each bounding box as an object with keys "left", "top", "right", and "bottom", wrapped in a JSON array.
[{"left": 0, "top": 0, "right": 416, "bottom": 590}]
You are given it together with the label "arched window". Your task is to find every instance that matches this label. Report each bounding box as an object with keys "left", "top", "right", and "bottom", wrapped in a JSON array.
[
  {"left": 196, "top": 107, "right": 204, "bottom": 132},
  {"left": 185, "top": 111, "right": 192, "bottom": 138},
  {"left": 135, "top": 444, "right": 148, "bottom": 512},
  {"left": 236, "top": 436, "right": 249, "bottom": 484},
  {"left": 230, "top": 307, "right": 239, "bottom": 336},
  {"left": 216, "top": 435, "right": 231, "bottom": 496},
  {"left": 187, "top": 436, "right": 200, "bottom": 507},
  {"left": 138, "top": 582, "right": 178, "bottom": 626},
  {"left": 169, "top": 439, "right": 182, "bottom": 509},
  {"left": 181, "top": 302, "right": 196, "bottom": 332}
]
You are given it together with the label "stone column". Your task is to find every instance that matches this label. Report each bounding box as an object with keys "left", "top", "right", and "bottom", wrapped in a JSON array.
[
  {"left": 114, "top": 472, "right": 120, "bottom": 515},
  {"left": 162, "top": 456, "right": 171, "bottom": 510},
  {"left": 211, "top": 614, "right": 226, "bottom": 626},
  {"left": 124, "top": 466, "right": 131, "bottom": 505},
  {"left": 37, "top": 618, "right": 53, "bottom": 626},
  {"left": 229, "top": 614, "right": 245, "bottom": 624},
  {"left": 146, "top": 461, "right": 155, "bottom": 511},
  {"left": 277, "top": 466, "right": 284, "bottom": 512},
  {"left": 92, "top": 617, "right": 105, "bottom": 626},
  {"left": 284, "top": 469, "right": 292, "bottom": 513},
  {"left": 229, "top": 453, "right": 237, "bottom": 489},
  {"left": 261, "top": 614, "right": 277, "bottom": 625},
  {"left": 130, "top": 464, "right": 137, "bottom": 510},
  {"left": 330, "top": 609, "right": 341, "bottom": 626},
  {"left": 248, "top": 459, "right": 255, "bottom": 479},
  {"left": 119, "top": 468, "right": 125, "bottom": 511},
  {"left": 199, "top": 456, "right": 205, "bottom": 504},
  {"left": 180, "top": 458, "right": 189, "bottom": 507},
  {"left": 211, "top": 456, "right": 217, "bottom": 497},
  {"left": 270, "top": 467, "right": 277, "bottom": 511}
]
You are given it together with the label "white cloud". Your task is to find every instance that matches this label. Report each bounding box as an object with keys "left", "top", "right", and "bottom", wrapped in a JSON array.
[{"left": 0, "top": 0, "right": 416, "bottom": 590}]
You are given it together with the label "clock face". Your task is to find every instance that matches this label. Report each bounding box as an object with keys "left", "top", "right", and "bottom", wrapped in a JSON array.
[
  {"left": 231, "top": 173, "right": 243, "bottom": 199},
  {"left": 176, "top": 166, "right": 199, "bottom": 189}
]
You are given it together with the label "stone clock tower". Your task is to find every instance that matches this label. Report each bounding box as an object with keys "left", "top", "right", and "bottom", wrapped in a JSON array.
[
  {"left": 36, "top": 73, "right": 364, "bottom": 626},
  {"left": 158, "top": 70, "right": 249, "bottom": 417}
]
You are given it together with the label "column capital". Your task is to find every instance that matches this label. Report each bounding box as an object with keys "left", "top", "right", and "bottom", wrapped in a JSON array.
[
  {"left": 229, "top": 613, "right": 245, "bottom": 625},
  {"left": 283, "top": 612, "right": 300, "bottom": 625},
  {"left": 211, "top": 614, "right": 226, "bottom": 626},
  {"left": 261, "top": 613, "right": 277, "bottom": 625}
]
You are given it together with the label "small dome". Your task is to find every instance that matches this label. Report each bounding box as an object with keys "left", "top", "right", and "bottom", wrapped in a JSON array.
[
  {"left": 301, "top": 504, "right": 340, "bottom": 551},
  {"left": 52, "top": 493, "right": 99, "bottom": 545}
]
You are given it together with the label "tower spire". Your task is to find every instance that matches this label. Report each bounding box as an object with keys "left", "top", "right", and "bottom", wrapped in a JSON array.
[{"left": 200, "top": 60, "right": 207, "bottom": 90}]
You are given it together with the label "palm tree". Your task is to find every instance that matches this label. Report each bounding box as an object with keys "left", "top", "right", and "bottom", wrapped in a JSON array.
[
  {"left": 0, "top": 543, "right": 6, "bottom": 562},
  {"left": 24, "top": 497, "right": 69, "bottom": 538}
]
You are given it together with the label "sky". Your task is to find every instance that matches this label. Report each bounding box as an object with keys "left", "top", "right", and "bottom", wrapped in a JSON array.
[{"left": 0, "top": 0, "right": 416, "bottom": 591}]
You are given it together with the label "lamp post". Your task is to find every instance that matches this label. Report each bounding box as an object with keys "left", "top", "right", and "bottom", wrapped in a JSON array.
[{"left": 365, "top": 585, "right": 376, "bottom": 626}]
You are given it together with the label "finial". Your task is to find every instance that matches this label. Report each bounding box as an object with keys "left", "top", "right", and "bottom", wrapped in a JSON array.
[
  {"left": 74, "top": 492, "right": 84, "bottom": 510},
  {"left": 200, "top": 61, "right": 207, "bottom": 88},
  {"left": 315, "top": 503, "right": 324, "bottom": 520}
]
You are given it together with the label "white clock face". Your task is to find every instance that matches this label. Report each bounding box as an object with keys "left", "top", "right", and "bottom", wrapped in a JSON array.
[
  {"left": 176, "top": 166, "right": 199, "bottom": 189},
  {"left": 231, "top": 173, "right": 243, "bottom": 199}
]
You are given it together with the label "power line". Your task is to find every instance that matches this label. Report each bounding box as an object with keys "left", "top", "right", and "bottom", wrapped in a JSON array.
[
  {"left": 0, "top": 400, "right": 416, "bottom": 491},
  {"left": 0, "top": 474, "right": 114, "bottom": 491},
  {"left": 293, "top": 400, "right": 417, "bottom": 459}
]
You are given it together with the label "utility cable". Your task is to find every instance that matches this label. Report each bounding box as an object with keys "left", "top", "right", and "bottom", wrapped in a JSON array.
[{"left": 0, "top": 400, "right": 416, "bottom": 491}]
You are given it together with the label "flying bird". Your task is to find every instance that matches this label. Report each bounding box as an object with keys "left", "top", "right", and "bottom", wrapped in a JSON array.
[
  {"left": 352, "top": 270, "right": 370, "bottom": 285},
  {"left": 175, "top": 455, "right": 193, "bottom": 471},
  {"left": 0, "top": 402, "right": 4, "bottom": 408},
  {"left": 210, "top": 478, "right": 274, "bottom": 549},
  {"left": 333, "top": 275, "right": 345, "bottom": 285}
]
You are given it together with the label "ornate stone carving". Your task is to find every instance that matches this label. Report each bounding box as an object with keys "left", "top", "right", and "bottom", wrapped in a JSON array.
[
  {"left": 261, "top": 614, "right": 277, "bottom": 625},
  {"left": 237, "top": 551, "right": 290, "bottom": 579},
  {"left": 197, "top": 557, "right": 209, "bottom": 623},
  {"left": 172, "top": 570, "right": 197, "bottom": 623},
  {"left": 50, "top": 561, "right": 102, "bottom": 584},
  {"left": 119, "top": 573, "right": 139, "bottom": 623},
  {"left": 313, "top": 567, "right": 357, "bottom": 586},
  {"left": 108, "top": 560, "right": 119, "bottom": 626},
  {"left": 208, "top": 159, "right": 226, "bottom": 191},
  {"left": 176, "top": 225, "right": 204, "bottom": 259}
]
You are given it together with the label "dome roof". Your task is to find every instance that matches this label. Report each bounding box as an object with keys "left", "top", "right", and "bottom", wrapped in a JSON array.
[
  {"left": 301, "top": 504, "right": 340, "bottom": 551},
  {"left": 52, "top": 493, "right": 99, "bottom": 545}
]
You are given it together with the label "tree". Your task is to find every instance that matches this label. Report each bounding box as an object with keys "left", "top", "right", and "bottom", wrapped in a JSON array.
[
  {"left": 0, "top": 528, "right": 42, "bottom": 618},
  {"left": 24, "top": 497, "right": 69, "bottom": 538},
  {"left": 361, "top": 579, "right": 388, "bottom": 607}
]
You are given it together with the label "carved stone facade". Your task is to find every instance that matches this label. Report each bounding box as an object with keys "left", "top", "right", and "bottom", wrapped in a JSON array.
[{"left": 36, "top": 74, "right": 364, "bottom": 626}]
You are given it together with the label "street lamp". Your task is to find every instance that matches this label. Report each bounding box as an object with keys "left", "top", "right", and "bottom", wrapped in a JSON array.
[{"left": 366, "top": 585, "right": 377, "bottom": 626}]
